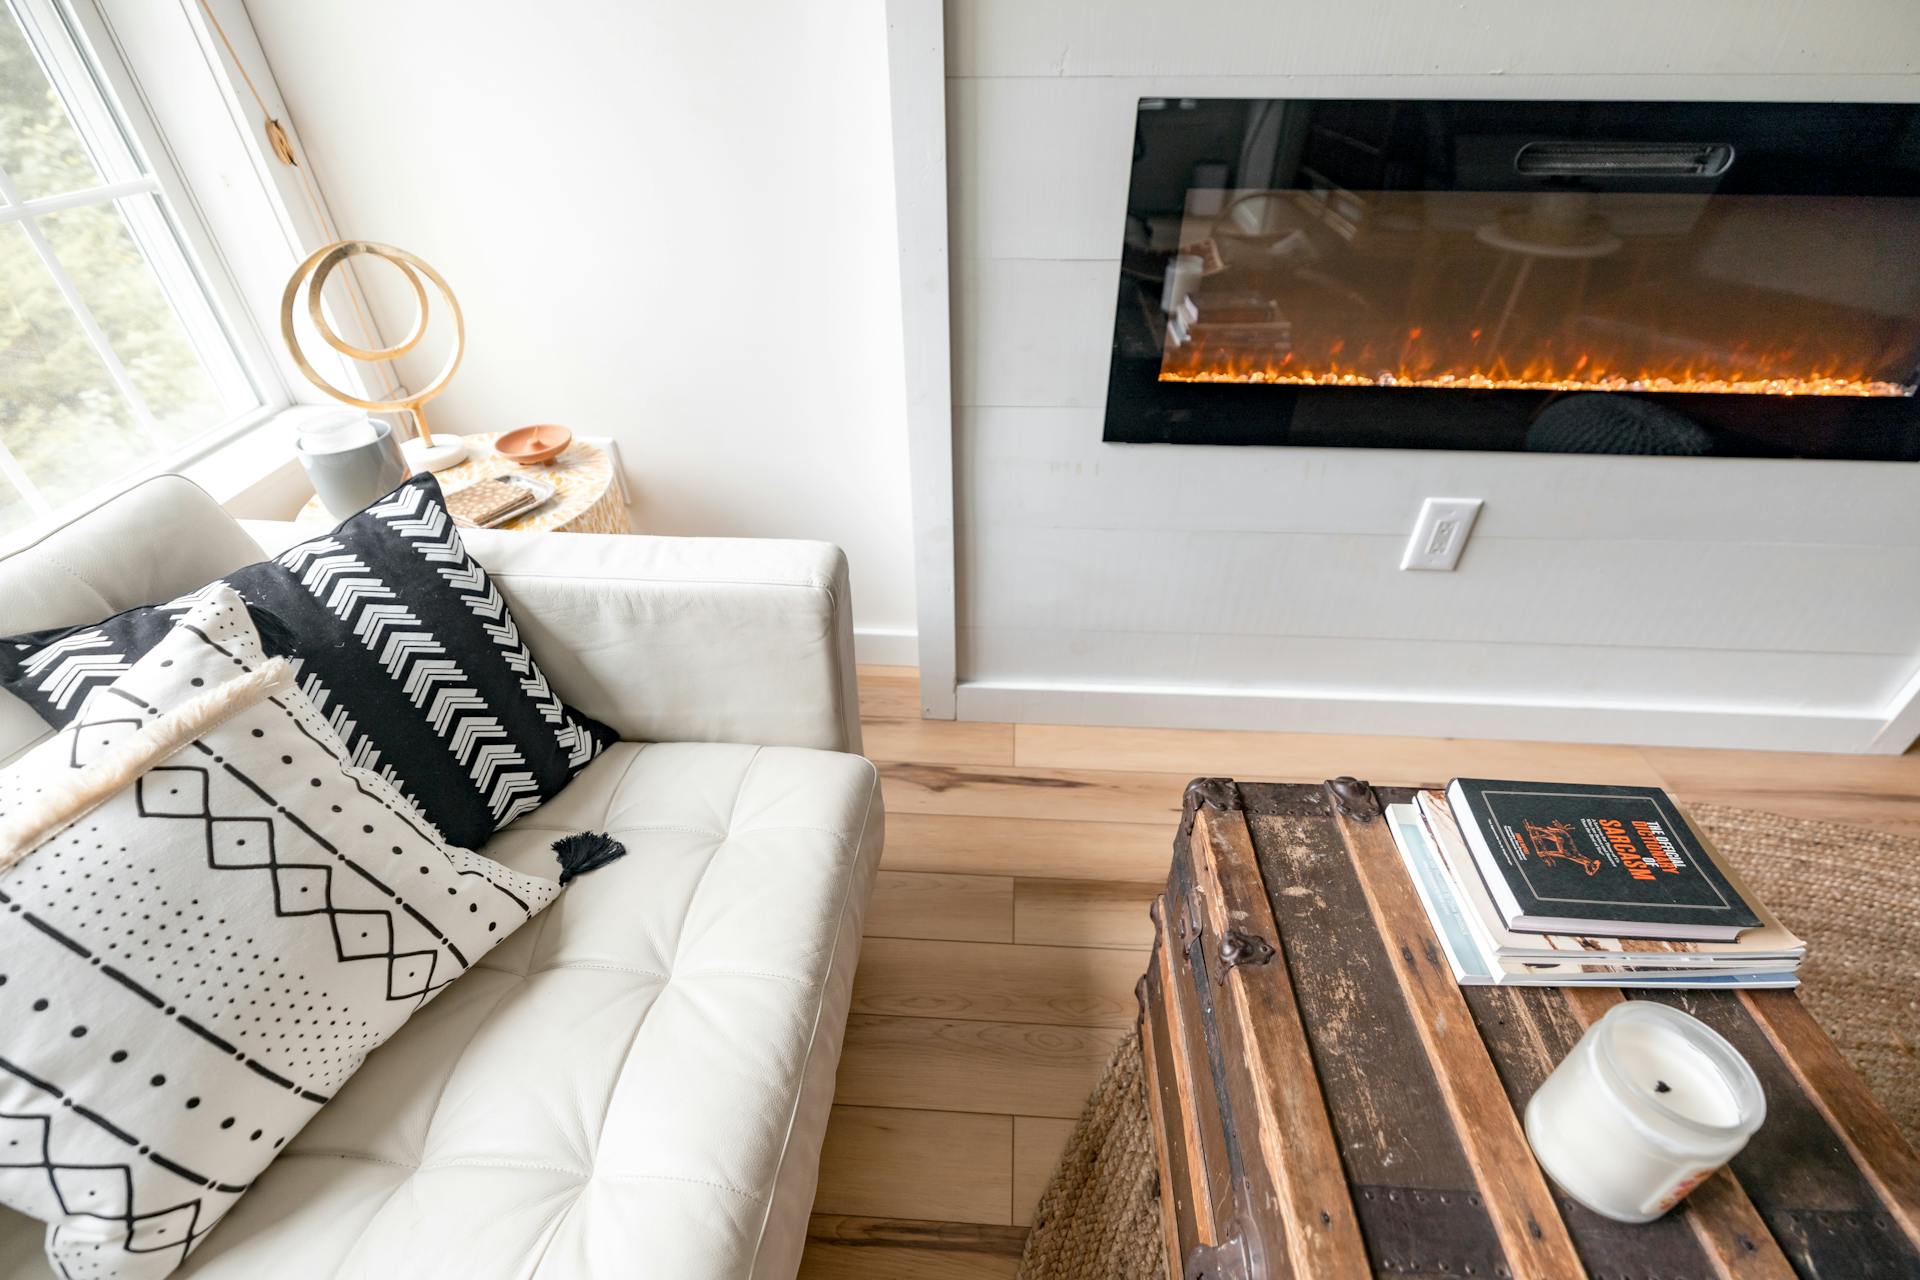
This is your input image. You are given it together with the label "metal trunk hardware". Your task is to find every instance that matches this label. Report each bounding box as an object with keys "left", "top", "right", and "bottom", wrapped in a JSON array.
[
  {"left": 1217, "top": 929, "right": 1275, "bottom": 976},
  {"left": 1328, "top": 776, "right": 1380, "bottom": 823}
]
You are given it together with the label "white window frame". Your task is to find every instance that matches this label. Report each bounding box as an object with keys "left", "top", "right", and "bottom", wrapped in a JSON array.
[
  {"left": 3, "top": 0, "right": 276, "bottom": 516},
  {"left": 2, "top": 0, "right": 396, "bottom": 534}
]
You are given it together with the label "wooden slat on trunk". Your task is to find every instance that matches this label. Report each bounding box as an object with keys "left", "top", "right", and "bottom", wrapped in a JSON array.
[
  {"left": 1140, "top": 928, "right": 1201, "bottom": 1275},
  {"left": 1158, "top": 884, "right": 1237, "bottom": 1235},
  {"left": 1151, "top": 895, "right": 1219, "bottom": 1245},
  {"left": 1740, "top": 989, "right": 1920, "bottom": 1253},
  {"left": 1243, "top": 782, "right": 1510, "bottom": 1278},
  {"left": 1188, "top": 783, "right": 1371, "bottom": 1279},
  {"left": 1326, "top": 778, "right": 1588, "bottom": 1279}
]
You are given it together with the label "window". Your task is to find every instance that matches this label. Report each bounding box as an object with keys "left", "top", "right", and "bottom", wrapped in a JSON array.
[{"left": 0, "top": 0, "right": 266, "bottom": 535}]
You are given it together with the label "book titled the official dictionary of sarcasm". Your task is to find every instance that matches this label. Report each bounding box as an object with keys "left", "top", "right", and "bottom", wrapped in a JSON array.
[{"left": 1444, "top": 778, "right": 1763, "bottom": 941}]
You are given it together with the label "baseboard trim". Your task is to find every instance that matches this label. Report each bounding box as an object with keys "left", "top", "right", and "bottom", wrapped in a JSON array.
[
  {"left": 954, "top": 679, "right": 1895, "bottom": 755},
  {"left": 855, "top": 627, "right": 919, "bottom": 667}
]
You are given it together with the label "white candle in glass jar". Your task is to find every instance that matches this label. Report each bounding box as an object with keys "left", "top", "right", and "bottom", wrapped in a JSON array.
[{"left": 1524, "top": 1001, "right": 1765, "bottom": 1223}]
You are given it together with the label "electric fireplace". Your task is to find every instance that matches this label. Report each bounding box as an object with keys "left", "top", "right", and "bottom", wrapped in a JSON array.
[{"left": 1105, "top": 100, "right": 1920, "bottom": 459}]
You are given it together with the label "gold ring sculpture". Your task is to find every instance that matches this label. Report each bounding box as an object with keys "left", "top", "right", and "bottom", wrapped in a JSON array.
[{"left": 279, "top": 240, "right": 468, "bottom": 469}]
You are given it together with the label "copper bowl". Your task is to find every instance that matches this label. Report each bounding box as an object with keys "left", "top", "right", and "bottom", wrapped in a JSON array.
[{"left": 494, "top": 424, "right": 573, "bottom": 465}]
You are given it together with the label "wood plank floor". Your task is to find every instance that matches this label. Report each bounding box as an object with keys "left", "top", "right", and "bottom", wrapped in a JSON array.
[{"left": 798, "top": 666, "right": 1920, "bottom": 1278}]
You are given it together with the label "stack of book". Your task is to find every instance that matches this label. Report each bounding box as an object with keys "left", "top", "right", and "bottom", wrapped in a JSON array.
[
  {"left": 444, "top": 474, "right": 554, "bottom": 529},
  {"left": 1387, "top": 779, "right": 1804, "bottom": 988}
]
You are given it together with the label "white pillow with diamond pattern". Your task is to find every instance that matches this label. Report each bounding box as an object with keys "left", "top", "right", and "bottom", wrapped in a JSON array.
[{"left": 0, "top": 588, "right": 559, "bottom": 1280}]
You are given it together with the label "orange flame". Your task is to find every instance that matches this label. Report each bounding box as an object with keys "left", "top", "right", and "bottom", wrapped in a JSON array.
[
  {"left": 1160, "top": 340, "right": 1910, "bottom": 397},
  {"left": 1160, "top": 368, "right": 1906, "bottom": 396}
]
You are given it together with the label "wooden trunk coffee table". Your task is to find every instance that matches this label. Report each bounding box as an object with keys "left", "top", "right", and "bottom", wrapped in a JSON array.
[{"left": 1137, "top": 778, "right": 1920, "bottom": 1280}]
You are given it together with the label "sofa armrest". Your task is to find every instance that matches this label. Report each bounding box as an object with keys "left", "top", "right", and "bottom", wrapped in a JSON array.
[{"left": 240, "top": 521, "right": 863, "bottom": 755}]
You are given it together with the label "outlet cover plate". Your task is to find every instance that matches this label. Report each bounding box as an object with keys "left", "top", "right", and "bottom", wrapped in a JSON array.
[{"left": 1401, "top": 498, "right": 1483, "bottom": 571}]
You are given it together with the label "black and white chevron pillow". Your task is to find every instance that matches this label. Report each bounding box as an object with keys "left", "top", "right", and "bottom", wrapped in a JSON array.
[{"left": 0, "top": 475, "right": 615, "bottom": 848}]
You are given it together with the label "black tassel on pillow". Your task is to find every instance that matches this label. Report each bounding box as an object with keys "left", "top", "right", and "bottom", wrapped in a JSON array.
[
  {"left": 247, "top": 604, "right": 301, "bottom": 661},
  {"left": 551, "top": 831, "right": 627, "bottom": 885}
]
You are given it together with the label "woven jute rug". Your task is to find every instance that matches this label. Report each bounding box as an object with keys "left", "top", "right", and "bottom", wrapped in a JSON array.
[
  {"left": 1018, "top": 803, "right": 1920, "bottom": 1279},
  {"left": 1019, "top": 1028, "right": 1165, "bottom": 1280}
]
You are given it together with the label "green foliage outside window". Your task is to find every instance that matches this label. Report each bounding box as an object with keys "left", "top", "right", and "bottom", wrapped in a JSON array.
[{"left": 1, "top": 15, "right": 230, "bottom": 535}]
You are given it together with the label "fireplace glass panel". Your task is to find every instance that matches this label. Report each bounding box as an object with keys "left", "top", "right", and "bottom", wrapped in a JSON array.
[
  {"left": 1162, "top": 193, "right": 1920, "bottom": 398},
  {"left": 1109, "top": 100, "right": 1920, "bottom": 460}
]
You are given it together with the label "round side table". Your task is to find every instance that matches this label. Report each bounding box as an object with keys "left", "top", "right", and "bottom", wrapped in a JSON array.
[{"left": 298, "top": 431, "right": 631, "bottom": 534}]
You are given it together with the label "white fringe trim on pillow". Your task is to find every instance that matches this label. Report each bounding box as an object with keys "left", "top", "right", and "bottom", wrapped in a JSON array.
[{"left": 0, "top": 656, "right": 295, "bottom": 874}]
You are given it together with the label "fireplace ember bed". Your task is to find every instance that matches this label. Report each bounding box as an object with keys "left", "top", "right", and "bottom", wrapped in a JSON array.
[{"left": 1106, "top": 99, "right": 1920, "bottom": 460}]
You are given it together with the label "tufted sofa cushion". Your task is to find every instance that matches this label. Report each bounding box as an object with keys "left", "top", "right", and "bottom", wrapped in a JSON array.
[{"left": 153, "top": 740, "right": 883, "bottom": 1279}]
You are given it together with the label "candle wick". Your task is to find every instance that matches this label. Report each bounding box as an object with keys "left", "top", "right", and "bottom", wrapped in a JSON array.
[{"left": 1654, "top": 1080, "right": 1672, "bottom": 1094}]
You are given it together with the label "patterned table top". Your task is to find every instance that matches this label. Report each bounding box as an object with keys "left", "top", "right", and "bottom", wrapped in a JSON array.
[{"left": 300, "top": 432, "right": 630, "bottom": 534}]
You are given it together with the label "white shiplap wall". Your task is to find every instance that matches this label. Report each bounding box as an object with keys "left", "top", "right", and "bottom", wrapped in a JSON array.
[{"left": 943, "top": 0, "right": 1920, "bottom": 752}]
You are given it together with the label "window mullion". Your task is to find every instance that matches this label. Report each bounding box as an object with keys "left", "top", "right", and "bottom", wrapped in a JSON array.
[
  {"left": 8, "top": 0, "right": 144, "bottom": 183},
  {"left": 0, "top": 159, "right": 166, "bottom": 448},
  {"left": 0, "top": 175, "right": 158, "bottom": 225},
  {"left": 0, "top": 440, "right": 53, "bottom": 516},
  {"left": 113, "top": 190, "right": 255, "bottom": 407}
]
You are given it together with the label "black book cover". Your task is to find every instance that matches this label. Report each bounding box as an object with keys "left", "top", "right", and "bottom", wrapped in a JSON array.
[{"left": 1447, "top": 779, "right": 1761, "bottom": 932}]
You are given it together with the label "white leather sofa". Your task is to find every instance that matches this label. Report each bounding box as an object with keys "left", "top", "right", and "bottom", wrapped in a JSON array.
[{"left": 0, "top": 476, "right": 885, "bottom": 1279}]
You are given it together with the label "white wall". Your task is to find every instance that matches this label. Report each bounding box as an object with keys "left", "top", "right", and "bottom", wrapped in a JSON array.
[
  {"left": 242, "top": 0, "right": 917, "bottom": 653},
  {"left": 944, "top": 0, "right": 1920, "bottom": 752}
]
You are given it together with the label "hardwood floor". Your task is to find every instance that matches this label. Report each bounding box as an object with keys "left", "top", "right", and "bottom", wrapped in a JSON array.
[{"left": 798, "top": 665, "right": 1920, "bottom": 1277}]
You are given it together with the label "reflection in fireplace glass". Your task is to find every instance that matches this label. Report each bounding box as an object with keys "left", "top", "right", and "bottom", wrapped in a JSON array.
[
  {"left": 1108, "top": 100, "right": 1920, "bottom": 460},
  {"left": 1160, "top": 192, "right": 1919, "bottom": 398}
]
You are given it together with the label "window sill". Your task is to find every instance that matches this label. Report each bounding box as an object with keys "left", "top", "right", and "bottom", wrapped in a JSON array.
[
  {"left": 0, "top": 406, "right": 313, "bottom": 559},
  {"left": 176, "top": 405, "right": 313, "bottom": 516}
]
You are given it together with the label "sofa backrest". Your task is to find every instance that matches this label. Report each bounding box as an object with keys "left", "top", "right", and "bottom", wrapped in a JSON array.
[{"left": 0, "top": 475, "right": 265, "bottom": 761}]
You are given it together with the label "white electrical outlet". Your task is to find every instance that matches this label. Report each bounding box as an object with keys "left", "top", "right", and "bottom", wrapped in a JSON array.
[{"left": 1401, "top": 497, "right": 1483, "bottom": 571}]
